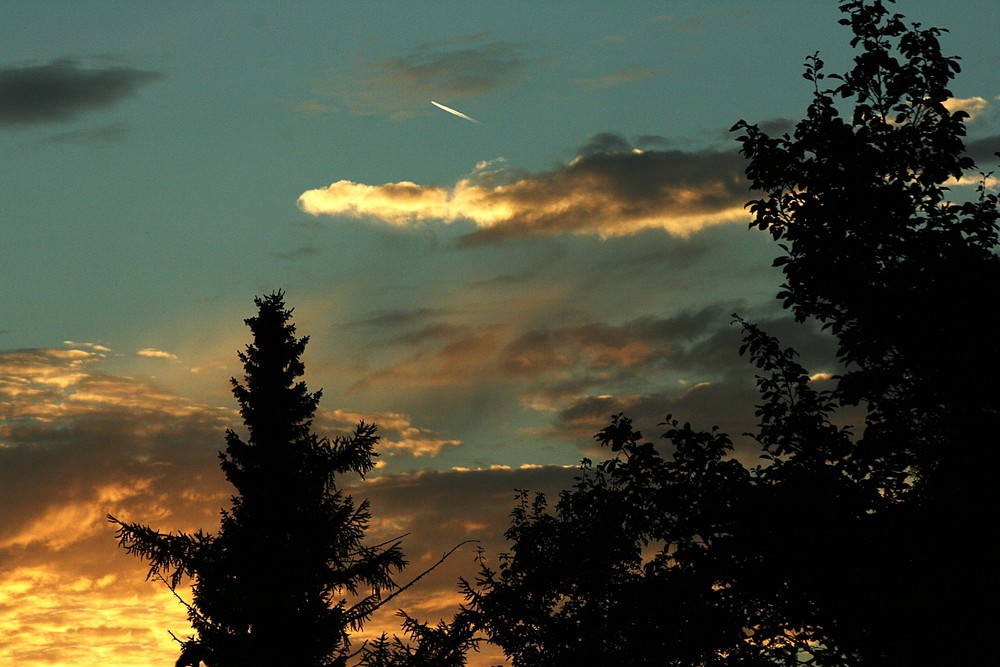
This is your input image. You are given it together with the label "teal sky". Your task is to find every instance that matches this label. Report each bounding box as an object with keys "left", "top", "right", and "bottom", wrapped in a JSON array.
[{"left": 2, "top": 2, "right": 998, "bottom": 664}]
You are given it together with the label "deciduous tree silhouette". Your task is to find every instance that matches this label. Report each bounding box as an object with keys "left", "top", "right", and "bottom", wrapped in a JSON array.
[
  {"left": 109, "top": 292, "right": 406, "bottom": 667},
  {"left": 731, "top": 0, "right": 998, "bottom": 660},
  {"left": 465, "top": 324, "right": 865, "bottom": 666},
  {"left": 466, "top": 1, "right": 998, "bottom": 665},
  {"left": 732, "top": 0, "right": 999, "bottom": 488}
]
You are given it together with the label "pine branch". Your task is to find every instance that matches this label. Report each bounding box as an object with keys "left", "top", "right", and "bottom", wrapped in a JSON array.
[{"left": 346, "top": 540, "right": 479, "bottom": 626}]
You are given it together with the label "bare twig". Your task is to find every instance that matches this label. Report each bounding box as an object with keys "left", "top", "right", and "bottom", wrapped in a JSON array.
[{"left": 346, "top": 539, "right": 479, "bottom": 624}]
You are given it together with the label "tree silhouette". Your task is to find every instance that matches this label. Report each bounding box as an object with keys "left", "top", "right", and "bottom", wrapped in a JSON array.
[
  {"left": 466, "top": 1, "right": 998, "bottom": 665},
  {"left": 731, "top": 1, "right": 998, "bottom": 660},
  {"left": 109, "top": 292, "right": 406, "bottom": 667},
  {"left": 464, "top": 324, "right": 865, "bottom": 666},
  {"left": 732, "top": 0, "right": 999, "bottom": 489}
]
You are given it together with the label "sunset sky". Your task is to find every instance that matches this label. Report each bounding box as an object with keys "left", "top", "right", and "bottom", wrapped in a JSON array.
[{"left": 2, "top": 2, "right": 998, "bottom": 665}]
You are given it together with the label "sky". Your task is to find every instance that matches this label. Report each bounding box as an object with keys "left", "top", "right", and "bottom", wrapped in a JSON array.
[{"left": 1, "top": 1, "right": 998, "bottom": 665}]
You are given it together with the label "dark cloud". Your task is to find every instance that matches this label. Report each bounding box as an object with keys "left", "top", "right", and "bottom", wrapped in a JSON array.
[
  {"left": 755, "top": 117, "right": 796, "bottom": 136},
  {"left": 340, "top": 308, "right": 477, "bottom": 349},
  {"left": 544, "top": 313, "right": 845, "bottom": 459},
  {"left": 965, "top": 134, "right": 1000, "bottom": 167},
  {"left": 499, "top": 305, "right": 732, "bottom": 378},
  {"left": 343, "top": 305, "right": 840, "bottom": 437},
  {"left": 346, "top": 307, "right": 450, "bottom": 331},
  {"left": 633, "top": 134, "right": 675, "bottom": 149},
  {"left": 374, "top": 41, "right": 529, "bottom": 99},
  {"left": 331, "top": 40, "right": 538, "bottom": 117},
  {"left": 387, "top": 323, "right": 470, "bottom": 347},
  {"left": 576, "top": 131, "right": 634, "bottom": 156},
  {"left": 0, "top": 58, "right": 163, "bottom": 126}
]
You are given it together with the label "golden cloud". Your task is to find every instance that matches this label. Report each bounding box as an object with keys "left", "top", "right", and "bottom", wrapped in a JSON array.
[
  {"left": 0, "top": 481, "right": 154, "bottom": 550},
  {"left": 0, "top": 565, "right": 187, "bottom": 666},
  {"left": 943, "top": 95, "right": 989, "bottom": 121},
  {"left": 136, "top": 347, "right": 178, "bottom": 360},
  {"left": 297, "top": 138, "right": 750, "bottom": 241},
  {"left": 317, "top": 408, "right": 462, "bottom": 458}
]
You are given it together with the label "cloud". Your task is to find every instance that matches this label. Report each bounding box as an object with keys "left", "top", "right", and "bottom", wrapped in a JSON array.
[
  {"left": 572, "top": 66, "right": 657, "bottom": 91},
  {"left": 329, "top": 40, "right": 534, "bottom": 118},
  {"left": 345, "top": 305, "right": 770, "bottom": 409},
  {"left": 317, "top": 408, "right": 462, "bottom": 458},
  {"left": 943, "top": 95, "right": 989, "bottom": 122},
  {"left": 0, "top": 343, "right": 576, "bottom": 667},
  {"left": 0, "top": 564, "right": 188, "bottom": 666},
  {"left": 136, "top": 348, "right": 178, "bottom": 360},
  {"left": 965, "top": 134, "right": 1000, "bottom": 167},
  {"left": 298, "top": 133, "right": 750, "bottom": 241},
  {"left": 0, "top": 58, "right": 163, "bottom": 126},
  {"left": 0, "top": 347, "right": 234, "bottom": 553},
  {"left": 537, "top": 314, "right": 848, "bottom": 457}
]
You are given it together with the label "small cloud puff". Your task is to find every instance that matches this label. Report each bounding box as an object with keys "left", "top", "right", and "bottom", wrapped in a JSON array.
[
  {"left": 136, "top": 348, "right": 178, "bottom": 360},
  {"left": 943, "top": 96, "right": 989, "bottom": 122}
]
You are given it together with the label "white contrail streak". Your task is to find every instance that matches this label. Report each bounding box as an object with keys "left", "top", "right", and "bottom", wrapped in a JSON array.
[{"left": 431, "top": 100, "right": 481, "bottom": 124}]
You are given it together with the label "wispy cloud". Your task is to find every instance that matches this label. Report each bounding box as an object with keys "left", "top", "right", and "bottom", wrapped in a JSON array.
[
  {"left": 325, "top": 40, "right": 536, "bottom": 118},
  {"left": 42, "top": 122, "right": 129, "bottom": 144},
  {"left": 136, "top": 348, "right": 178, "bottom": 360},
  {"left": 572, "top": 66, "right": 657, "bottom": 91},
  {"left": 317, "top": 408, "right": 462, "bottom": 458},
  {"left": 347, "top": 305, "right": 739, "bottom": 402},
  {"left": 271, "top": 244, "right": 320, "bottom": 260},
  {"left": 298, "top": 133, "right": 750, "bottom": 241},
  {"left": 0, "top": 58, "right": 162, "bottom": 126}
]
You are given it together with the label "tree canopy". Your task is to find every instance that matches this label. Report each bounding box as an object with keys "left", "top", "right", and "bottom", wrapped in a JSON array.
[{"left": 464, "top": 1, "right": 999, "bottom": 665}]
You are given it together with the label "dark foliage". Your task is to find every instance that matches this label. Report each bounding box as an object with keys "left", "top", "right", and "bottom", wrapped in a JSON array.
[
  {"left": 464, "top": 324, "right": 866, "bottom": 666},
  {"left": 110, "top": 293, "right": 406, "bottom": 667},
  {"left": 357, "top": 611, "right": 481, "bottom": 667},
  {"left": 466, "top": 2, "right": 999, "bottom": 665},
  {"left": 732, "top": 0, "right": 999, "bottom": 487}
]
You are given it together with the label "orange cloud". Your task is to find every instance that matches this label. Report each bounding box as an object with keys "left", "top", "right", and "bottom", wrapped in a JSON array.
[
  {"left": 0, "top": 565, "right": 187, "bottom": 667},
  {"left": 298, "top": 136, "right": 750, "bottom": 241},
  {"left": 317, "top": 408, "right": 462, "bottom": 457}
]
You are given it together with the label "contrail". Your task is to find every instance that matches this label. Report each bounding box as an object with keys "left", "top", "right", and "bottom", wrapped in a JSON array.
[{"left": 431, "top": 100, "right": 481, "bottom": 124}]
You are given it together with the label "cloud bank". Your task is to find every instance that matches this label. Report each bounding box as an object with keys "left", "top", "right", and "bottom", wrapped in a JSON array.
[
  {"left": 0, "top": 58, "right": 162, "bottom": 126},
  {"left": 298, "top": 134, "right": 750, "bottom": 241}
]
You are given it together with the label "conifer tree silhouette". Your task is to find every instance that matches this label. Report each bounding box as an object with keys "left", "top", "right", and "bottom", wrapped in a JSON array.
[{"left": 110, "top": 292, "right": 405, "bottom": 667}]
